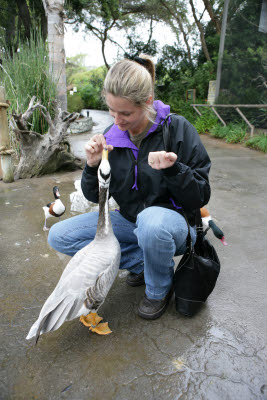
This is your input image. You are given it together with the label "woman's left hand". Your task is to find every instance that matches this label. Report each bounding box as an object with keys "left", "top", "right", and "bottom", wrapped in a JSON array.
[{"left": 148, "top": 151, "right": 178, "bottom": 170}]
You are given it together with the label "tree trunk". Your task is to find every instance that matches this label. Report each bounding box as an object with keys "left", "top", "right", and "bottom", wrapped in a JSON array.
[
  {"left": 101, "top": 30, "right": 110, "bottom": 70},
  {"left": 12, "top": 97, "right": 82, "bottom": 179},
  {"left": 202, "top": 0, "right": 221, "bottom": 33},
  {"left": 189, "top": 0, "right": 212, "bottom": 62},
  {"left": 42, "top": 0, "right": 67, "bottom": 111}
]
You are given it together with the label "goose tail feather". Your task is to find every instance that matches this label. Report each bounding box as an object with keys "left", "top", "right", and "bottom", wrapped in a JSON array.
[{"left": 26, "top": 296, "right": 83, "bottom": 343}]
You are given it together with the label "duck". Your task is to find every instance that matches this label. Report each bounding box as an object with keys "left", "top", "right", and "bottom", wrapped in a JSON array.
[
  {"left": 27, "top": 148, "right": 121, "bottom": 343},
  {"left": 200, "top": 207, "right": 227, "bottom": 246},
  {"left": 43, "top": 186, "right": 65, "bottom": 231}
]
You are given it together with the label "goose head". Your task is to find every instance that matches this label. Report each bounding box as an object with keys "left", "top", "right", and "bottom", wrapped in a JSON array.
[
  {"left": 53, "top": 186, "right": 60, "bottom": 199},
  {"left": 98, "top": 148, "right": 111, "bottom": 189}
]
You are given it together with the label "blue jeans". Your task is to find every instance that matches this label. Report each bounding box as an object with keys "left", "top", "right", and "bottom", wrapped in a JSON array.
[{"left": 48, "top": 206, "right": 196, "bottom": 300}]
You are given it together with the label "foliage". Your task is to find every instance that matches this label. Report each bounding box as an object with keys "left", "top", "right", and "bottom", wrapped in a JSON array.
[
  {"left": 67, "top": 65, "right": 107, "bottom": 109},
  {"left": 0, "top": 0, "right": 46, "bottom": 52},
  {"left": 123, "top": 22, "right": 158, "bottom": 59},
  {"left": 156, "top": 45, "right": 192, "bottom": 107},
  {"left": 210, "top": 124, "right": 267, "bottom": 151},
  {"left": 67, "top": 93, "right": 84, "bottom": 113},
  {"left": 65, "top": 0, "right": 129, "bottom": 68},
  {"left": 209, "top": 123, "right": 228, "bottom": 139},
  {"left": 219, "top": 0, "right": 266, "bottom": 127},
  {"left": 80, "top": 84, "right": 105, "bottom": 109},
  {"left": 189, "top": 61, "right": 215, "bottom": 100},
  {"left": 0, "top": 30, "right": 57, "bottom": 135},
  {"left": 245, "top": 135, "right": 267, "bottom": 153},
  {"left": 160, "top": 98, "right": 196, "bottom": 124},
  {"left": 193, "top": 109, "right": 218, "bottom": 134},
  {"left": 156, "top": 42, "right": 216, "bottom": 111},
  {"left": 66, "top": 55, "right": 88, "bottom": 81},
  {"left": 210, "top": 123, "right": 247, "bottom": 143},
  {"left": 196, "top": 20, "right": 220, "bottom": 65},
  {"left": 124, "top": 36, "right": 158, "bottom": 59}
]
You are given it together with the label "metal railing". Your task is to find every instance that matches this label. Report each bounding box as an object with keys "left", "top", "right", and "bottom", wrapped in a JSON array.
[{"left": 191, "top": 104, "right": 267, "bottom": 136}]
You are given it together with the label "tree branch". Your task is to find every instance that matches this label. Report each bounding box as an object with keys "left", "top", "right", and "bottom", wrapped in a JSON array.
[
  {"left": 189, "top": 0, "right": 211, "bottom": 62},
  {"left": 160, "top": 0, "right": 193, "bottom": 65},
  {"left": 202, "top": 0, "right": 221, "bottom": 33}
]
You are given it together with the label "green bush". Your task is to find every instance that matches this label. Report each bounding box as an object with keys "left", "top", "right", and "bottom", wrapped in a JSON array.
[
  {"left": 190, "top": 61, "right": 216, "bottom": 100},
  {"left": 225, "top": 124, "right": 247, "bottom": 143},
  {"left": 210, "top": 124, "right": 228, "bottom": 139},
  {"left": 165, "top": 98, "right": 197, "bottom": 124},
  {"left": 193, "top": 109, "right": 218, "bottom": 134},
  {"left": 80, "top": 83, "right": 105, "bottom": 110},
  {"left": 210, "top": 123, "right": 247, "bottom": 143},
  {"left": 68, "top": 65, "right": 107, "bottom": 110},
  {"left": 67, "top": 93, "right": 84, "bottom": 113},
  {"left": 245, "top": 135, "right": 267, "bottom": 153}
]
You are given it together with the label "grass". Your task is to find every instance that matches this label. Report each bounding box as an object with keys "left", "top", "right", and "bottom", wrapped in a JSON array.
[
  {"left": 245, "top": 134, "right": 267, "bottom": 153},
  {"left": 193, "top": 109, "right": 218, "bottom": 134},
  {"left": 209, "top": 123, "right": 267, "bottom": 153},
  {"left": 210, "top": 123, "right": 247, "bottom": 143},
  {"left": 0, "top": 29, "right": 57, "bottom": 135}
]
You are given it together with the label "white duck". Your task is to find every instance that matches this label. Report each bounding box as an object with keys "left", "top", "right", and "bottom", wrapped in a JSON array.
[
  {"left": 43, "top": 186, "right": 65, "bottom": 231},
  {"left": 27, "top": 148, "right": 121, "bottom": 342}
]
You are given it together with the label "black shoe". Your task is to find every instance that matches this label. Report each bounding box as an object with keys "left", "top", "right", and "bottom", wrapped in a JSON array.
[
  {"left": 137, "top": 288, "right": 173, "bottom": 320},
  {"left": 126, "top": 271, "right": 145, "bottom": 287}
]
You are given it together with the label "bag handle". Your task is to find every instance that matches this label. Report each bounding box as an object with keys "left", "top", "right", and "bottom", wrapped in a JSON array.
[{"left": 162, "top": 113, "right": 178, "bottom": 153}]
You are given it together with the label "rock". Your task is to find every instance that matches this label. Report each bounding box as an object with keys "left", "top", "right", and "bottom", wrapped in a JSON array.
[{"left": 67, "top": 117, "right": 93, "bottom": 135}]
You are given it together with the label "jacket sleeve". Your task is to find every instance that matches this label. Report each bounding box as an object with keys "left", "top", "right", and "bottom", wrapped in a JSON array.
[
  {"left": 81, "top": 163, "right": 99, "bottom": 203},
  {"left": 163, "top": 116, "right": 211, "bottom": 210}
]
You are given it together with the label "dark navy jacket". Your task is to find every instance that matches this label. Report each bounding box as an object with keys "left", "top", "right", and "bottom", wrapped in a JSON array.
[{"left": 81, "top": 100, "right": 211, "bottom": 226}]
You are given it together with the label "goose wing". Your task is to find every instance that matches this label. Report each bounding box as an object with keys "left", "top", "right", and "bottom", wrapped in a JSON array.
[{"left": 26, "top": 236, "right": 120, "bottom": 342}]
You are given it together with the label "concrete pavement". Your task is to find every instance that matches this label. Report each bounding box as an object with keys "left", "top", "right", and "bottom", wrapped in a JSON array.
[{"left": 0, "top": 124, "right": 267, "bottom": 399}]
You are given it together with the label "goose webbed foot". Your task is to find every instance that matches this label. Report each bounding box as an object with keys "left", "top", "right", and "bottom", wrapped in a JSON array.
[{"left": 80, "top": 312, "right": 112, "bottom": 335}]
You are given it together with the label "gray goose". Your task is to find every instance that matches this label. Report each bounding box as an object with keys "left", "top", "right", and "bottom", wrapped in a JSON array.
[{"left": 26, "top": 148, "right": 121, "bottom": 342}]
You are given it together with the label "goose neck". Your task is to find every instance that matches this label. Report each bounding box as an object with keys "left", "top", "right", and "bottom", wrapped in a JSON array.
[{"left": 95, "top": 187, "right": 111, "bottom": 238}]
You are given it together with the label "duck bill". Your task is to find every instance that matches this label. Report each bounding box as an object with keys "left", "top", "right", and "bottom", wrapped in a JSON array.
[
  {"left": 102, "top": 147, "right": 108, "bottom": 160},
  {"left": 220, "top": 237, "right": 228, "bottom": 246}
]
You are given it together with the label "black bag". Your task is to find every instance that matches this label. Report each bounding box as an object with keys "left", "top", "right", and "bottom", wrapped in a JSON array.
[
  {"left": 174, "top": 209, "right": 221, "bottom": 316},
  {"left": 162, "top": 113, "right": 221, "bottom": 316}
]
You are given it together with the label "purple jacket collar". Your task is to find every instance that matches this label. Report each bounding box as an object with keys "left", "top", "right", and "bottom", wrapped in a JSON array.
[
  {"left": 104, "top": 100, "right": 170, "bottom": 191},
  {"left": 104, "top": 100, "right": 170, "bottom": 150}
]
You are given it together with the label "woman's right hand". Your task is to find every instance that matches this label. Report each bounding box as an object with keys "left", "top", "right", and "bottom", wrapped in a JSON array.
[{"left": 85, "top": 134, "right": 113, "bottom": 167}]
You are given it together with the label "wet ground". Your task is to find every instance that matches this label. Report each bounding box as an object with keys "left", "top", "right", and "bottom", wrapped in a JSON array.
[{"left": 1, "top": 110, "right": 267, "bottom": 400}]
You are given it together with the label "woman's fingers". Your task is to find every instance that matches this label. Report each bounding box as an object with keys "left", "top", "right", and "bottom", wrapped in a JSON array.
[
  {"left": 148, "top": 151, "right": 177, "bottom": 169},
  {"left": 85, "top": 135, "right": 113, "bottom": 167},
  {"left": 164, "top": 152, "right": 177, "bottom": 163}
]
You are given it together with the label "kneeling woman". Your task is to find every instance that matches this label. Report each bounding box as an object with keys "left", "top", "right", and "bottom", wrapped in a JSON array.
[{"left": 48, "top": 55, "right": 211, "bottom": 320}]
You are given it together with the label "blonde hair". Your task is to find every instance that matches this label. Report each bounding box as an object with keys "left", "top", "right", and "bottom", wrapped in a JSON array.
[{"left": 103, "top": 54, "right": 156, "bottom": 120}]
